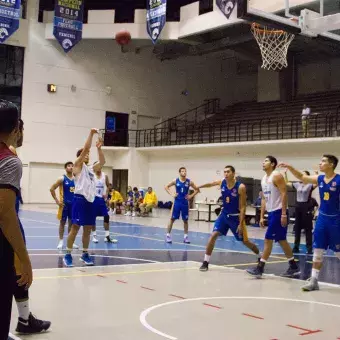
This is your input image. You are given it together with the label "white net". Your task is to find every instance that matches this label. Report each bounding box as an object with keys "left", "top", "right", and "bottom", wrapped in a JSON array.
[{"left": 251, "top": 23, "right": 295, "bottom": 71}]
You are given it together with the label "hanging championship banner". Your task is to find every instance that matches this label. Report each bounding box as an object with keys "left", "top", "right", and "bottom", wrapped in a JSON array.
[
  {"left": 53, "top": 0, "right": 84, "bottom": 53},
  {"left": 146, "top": 0, "right": 167, "bottom": 45},
  {"left": 216, "top": 0, "right": 237, "bottom": 19},
  {"left": 0, "top": 0, "right": 21, "bottom": 44}
]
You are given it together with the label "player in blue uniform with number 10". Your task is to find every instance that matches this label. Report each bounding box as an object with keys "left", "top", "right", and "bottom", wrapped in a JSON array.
[
  {"left": 281, "top": 154, "right": 340, "bottom": 291},
  {"left": 165, "top": 167, "right": 199, "bottom": 244}
]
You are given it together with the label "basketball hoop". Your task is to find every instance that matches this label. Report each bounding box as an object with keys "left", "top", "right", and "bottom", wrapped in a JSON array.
[{"left": 251, "top": 23, "right": 295, "bottom": 71}]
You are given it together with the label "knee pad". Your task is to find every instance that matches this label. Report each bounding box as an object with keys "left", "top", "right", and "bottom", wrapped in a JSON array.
[
  {"left": 104, "top": 215, "right": 110, "bottom": 223},
  {"left": 14, "top": 276, "right": 29, "bottom": 301},
  {"left": 313, "top": 248, "right": 324, "bottom": 263},
  {"left": 335, "top": 252, "right": 340, "bottom": 260}
]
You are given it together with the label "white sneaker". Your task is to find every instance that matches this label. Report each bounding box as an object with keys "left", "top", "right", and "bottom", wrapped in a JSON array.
[
  {"left": 125, "top": 211, "right": 131, "bottom": 216},
  {"left": 112, "top": 209, "right": 116, "bottom": 215},
  {"left": 57, "top": 240, "right": 63, "bottom": 249},
  {"left": 132, "top": 212, "right": 136, "bottom": 217},
  {"left": 92, "top": 236, "right": 99, "bottom": 243},
  {"left": 105, "top": 236, "right": 118, "bottom": 243},
  {"left": 73, "top": 243, "right": 79, "bottom": 249}
]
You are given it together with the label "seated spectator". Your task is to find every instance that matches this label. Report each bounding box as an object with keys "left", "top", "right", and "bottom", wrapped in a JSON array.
[
  {"left": 131, "top": 187, "right": 141, "bottom": 217},
  {"left": 109, "top": 188, "right": 123, "bottom": 214},
  {"left": 139, "top": 187, "right": 158, "bottom": 217},
  {"left": 124, "top": 186, "right": 134, "bottom": 216}
]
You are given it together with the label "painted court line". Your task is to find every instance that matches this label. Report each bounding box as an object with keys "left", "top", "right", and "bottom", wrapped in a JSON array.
[
  {"left": 8, "top": 333, "right": 22, "bottom": 340},
  {"left": 242, "top": 313, "right": 264, "bottom": 320},
  {"left": 286, "top": 324, "right": 322, "bottom": 336},
  {"left": 169, "top": 294, "right": 186, "bottom": 300},
  {"left": 34, "top": 266, "right": 198, "bottom": 280},
  {"left": 203, "top": 303, "right": 222, "bottom": 310},
  {"left": 117, "top": 279, "right": 128, "bottom": 284},
  {"left": 140, "top": 297, "right": 340, "bottom": 340},
  {"left": 141, "top": 286, "right": 156, "bottom": 291}
]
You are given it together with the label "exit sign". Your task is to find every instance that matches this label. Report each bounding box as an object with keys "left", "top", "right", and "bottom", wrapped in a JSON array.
[{"left": 47, "top": 84, "right": 57, "bottom": 93}]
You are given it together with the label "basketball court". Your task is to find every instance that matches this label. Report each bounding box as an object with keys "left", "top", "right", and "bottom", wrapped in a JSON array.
[
  {"left": 9, "top": 206, "right": 340, "bottom": 339},
  {"left": 5, "top": 0, "right": 340, "bottom": 339}
]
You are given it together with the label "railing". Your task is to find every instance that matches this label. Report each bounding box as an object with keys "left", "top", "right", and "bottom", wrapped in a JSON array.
[
  {"left": 154, "top": 98, "right": 220, "bottom": 131},
  {"left": 102, "top": 112, "right": 340, "bottom": 148},
  {"left": 131, "top": 112, "right": 340, "bottom": 147}
]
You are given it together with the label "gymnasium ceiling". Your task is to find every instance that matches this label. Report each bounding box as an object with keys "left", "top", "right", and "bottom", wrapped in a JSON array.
[{"left": 38, "top": 0, "right": 340, "bottom": 65}]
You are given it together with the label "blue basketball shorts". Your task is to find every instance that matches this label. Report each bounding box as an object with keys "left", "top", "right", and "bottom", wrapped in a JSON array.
[
  {"left": 213, "top": 213, "right": 248, "bottom": 241},
  {"left": 72, "top": 194, "right": 96, "bottom": 227},
  {"left": 313, "top": 213, "right": 340, "bottom": 252},
  {"left": 265, "top": 209, "right": 288, "bottom": 242},
  {"left": 58, "top": 202, "right": 73, "bottom": 222},
  {"left": 172, "top": 200, "right": 189, "bottom": 221},
  {"left": 93, "top": 197, "right": 109, "bottom": 217}
]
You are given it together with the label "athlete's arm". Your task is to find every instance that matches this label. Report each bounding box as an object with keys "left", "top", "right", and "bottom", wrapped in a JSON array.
[
  {"left": 198, "top": 180, "right": 222, "bottom": 189},
  {"left": 279, "top": 163, "right": 318, "bottom": 185},
  {"left": 165, "top": 180, "right": 177, "bottom": 198},
  {"left": 93, "top": 137, "right": 105, "bottom": 172},
  {"left": 283, "top": 169, "right": 293, "bottom": 189},
  {"left": 260, "top": 193, "right": 266, "bottom": 228},
  {"left": 273, "top": 173, "right": 288, "bottom": 227},
  {"left": 74, "top": 128, "right": 98, "bottom": 175},
  {"left": 50, "top": 177, "right": 63, "bottom": 207},
  {"left": 187, "top": 181, "right": 200, "bottom": 200},
  {"left": 104, "top": 175, "right": 110, "bottom": 199},
  {"left": 238, "top": 184, "right": 247, "bottom": 227},
  {"left": 0, "top": 189, "right": 33, "bottom": 288}
]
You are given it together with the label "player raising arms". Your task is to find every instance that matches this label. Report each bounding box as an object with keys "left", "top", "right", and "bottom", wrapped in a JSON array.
[
  {"left": 198, "top": 165, "right": 260, "bottom": 271},
  {"left": 247, "top": 156, "right": 299, "bottom": 279},
  {"left": 63, "top": 128, "right": 105, "bottom": 267},
  {"left": 279, "top": 155, "right": 340, "bottom": 291},
  {"left": 165, "top": 167, "right": 199, "bottom": 244}
]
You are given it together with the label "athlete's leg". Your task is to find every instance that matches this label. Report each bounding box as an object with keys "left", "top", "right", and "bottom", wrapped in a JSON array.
[
  {"left": 59, "top": 220, "right": 66, "bottom": 240},
  {"left": 166, "top": 202, "right": 178, "bottom": 242},
  {"left": 182, "top": 201, "right": 190, "bottom": 243},
  {"left": 67, "top": 224, "right": 80, "bottom": 250}
]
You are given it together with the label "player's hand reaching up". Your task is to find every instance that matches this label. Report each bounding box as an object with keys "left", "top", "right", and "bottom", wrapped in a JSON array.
[
  {"left": 91, "top": 128, "right": 99, "bottom": 135},
  {"left": 96, "top": 137, "right": 104, "bottom": 149},
  {"left": 278, "top": 162, "right": 290, "bottom": 169}
]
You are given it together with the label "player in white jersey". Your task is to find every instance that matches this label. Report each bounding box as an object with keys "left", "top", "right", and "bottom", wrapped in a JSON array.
[
  {"left": 63, "top": 128, "right": 105, "bottom": 267},
  {"left": 92, "top": 168, "right": 117, "bottom": 244},
  {"left": 247, "top": 156, "right": 299, "bottom": 278}
]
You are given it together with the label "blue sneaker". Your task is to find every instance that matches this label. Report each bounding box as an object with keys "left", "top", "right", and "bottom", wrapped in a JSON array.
[
  {"left": 80, "top": 252, "right": 94, "bottom": 266},
  {"left": 63, "top": 253, "right": 73, "bottom": 267},
  {"left": 246, "top": 266, "right": 263, "bottom": 279}
]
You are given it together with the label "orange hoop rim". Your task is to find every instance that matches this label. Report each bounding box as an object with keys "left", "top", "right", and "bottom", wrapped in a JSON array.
[{"left": 251, "top": 22, "right": 289, "bottom": 35}]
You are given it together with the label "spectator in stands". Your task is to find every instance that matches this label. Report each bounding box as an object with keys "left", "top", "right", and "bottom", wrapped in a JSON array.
[
  {"left": 109, "top": 188, "right": 123, "bottom": 214},
  {"left": 139, "top": 187, "right": 158, "bottom": 217},
  {"left": 302, "top": 104, "right": 311, "bottom": 138},
  {"left": 253, "top": 191, "right": 262, "bottom": 226},
  {"left": 124, "top": 186, "right": 134, "bottom": 216}
]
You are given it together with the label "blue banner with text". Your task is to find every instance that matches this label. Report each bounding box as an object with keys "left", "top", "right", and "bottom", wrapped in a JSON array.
[
  {"left": 147, "top": 0, "right": 167, "bottom": 45},
  {"left": 53, "top": 0, "right": 84, "bottom": 53}
]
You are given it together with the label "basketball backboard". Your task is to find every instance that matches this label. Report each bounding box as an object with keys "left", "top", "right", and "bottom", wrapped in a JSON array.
[{"left": 237, "top": 0, "right": 340, "bottom": 42}]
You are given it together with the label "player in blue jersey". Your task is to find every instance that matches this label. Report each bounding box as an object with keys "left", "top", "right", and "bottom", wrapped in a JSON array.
[
  {"left": 50, "top": 162, "right": 78, "bottom": 250},
  {"left": 198, "top": 165, "right": 260, "bottom": 271},
  {"left": 165, "top": 167, "right": 199, "bottom": 243},
  {"left": 280, "top": 154, "right": 340, "bottom": 291}
]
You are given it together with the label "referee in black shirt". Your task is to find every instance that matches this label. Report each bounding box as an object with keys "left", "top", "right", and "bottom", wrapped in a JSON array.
[
  {"left": 0, "top": 101, "right": 32, "bottom": 340},
  {"left": 285, "top": 170, "right": 316, "bottom": 254}
]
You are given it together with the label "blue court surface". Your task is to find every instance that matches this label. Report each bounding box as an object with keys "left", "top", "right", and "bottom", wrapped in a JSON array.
[{"left": 19, "top": 209, "right": 340, "bottom": 285}]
